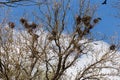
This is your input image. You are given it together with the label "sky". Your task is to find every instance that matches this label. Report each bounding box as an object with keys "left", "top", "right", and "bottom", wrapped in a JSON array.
[
  {"left": 0, "top": 0, "right": 120, "bottom": 43},
  {"left": 91, "top": 0, "right": 120, "bottom": 42}
]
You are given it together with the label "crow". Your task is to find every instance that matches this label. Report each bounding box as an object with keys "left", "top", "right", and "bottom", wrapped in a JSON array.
[
  {"left": 109, "top": 44, "right": 116, "bottom": 50},
  {"left": 102, "top": 0, "right": 107, "bottom": 5},
  {"left": 8, "top": 22, "right": 15, "bottom": 28}
]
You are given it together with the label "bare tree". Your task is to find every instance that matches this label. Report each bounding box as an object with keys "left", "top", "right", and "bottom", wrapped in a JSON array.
[{"left": 0, "top": 0, "right": 119, "bottom": 80}]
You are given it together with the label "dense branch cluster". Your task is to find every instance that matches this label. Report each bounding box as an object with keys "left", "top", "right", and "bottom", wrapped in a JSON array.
[{"left": 76, "top": 15, "right": 101, "bottom": 37}]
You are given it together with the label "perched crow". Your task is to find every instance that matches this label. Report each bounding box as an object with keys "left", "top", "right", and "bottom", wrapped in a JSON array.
[
  {"left": 109, "top": 44, "right": 116, "bottom": 50},
  {"left": 102, "top": 0, "right": 107, "bottom": 5},
  {"left": 29, "top": 22, "right": 37, "bottom": 29},
  {"left": 93, "top": 18, "right": 101, "bottom": 24},
  {"left": 8, "top": 22, "right": 15, "bottom": 28},
  {"left": 76, "top": 15, "right": 81, "bottom": 25}
]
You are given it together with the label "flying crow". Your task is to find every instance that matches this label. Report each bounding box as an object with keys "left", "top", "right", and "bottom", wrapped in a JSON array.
[{"left": 102, "top": 0, "right": 107, "bottom": 5}]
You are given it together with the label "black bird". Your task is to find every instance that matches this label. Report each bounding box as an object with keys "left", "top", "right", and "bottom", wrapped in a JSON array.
[
  {"left": 102, "top": 0, "right": 107, "bottom": 5},
  {"left": 109, "top": 44, "right": 116, "bottom": 50}
]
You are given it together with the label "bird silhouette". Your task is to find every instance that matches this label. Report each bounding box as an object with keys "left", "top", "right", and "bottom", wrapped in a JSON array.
[
  {"left": 8, "top": 22, "right": 15, "bottom": 28},
  {"left": 102, "top": 0, "right": 107, "bottom": 5},
  {"left": 109, "top": 44, "right": 116, "bottom": 50},
  {"left": 76, "top": 15, "right": 81, "bottom": 25}
]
